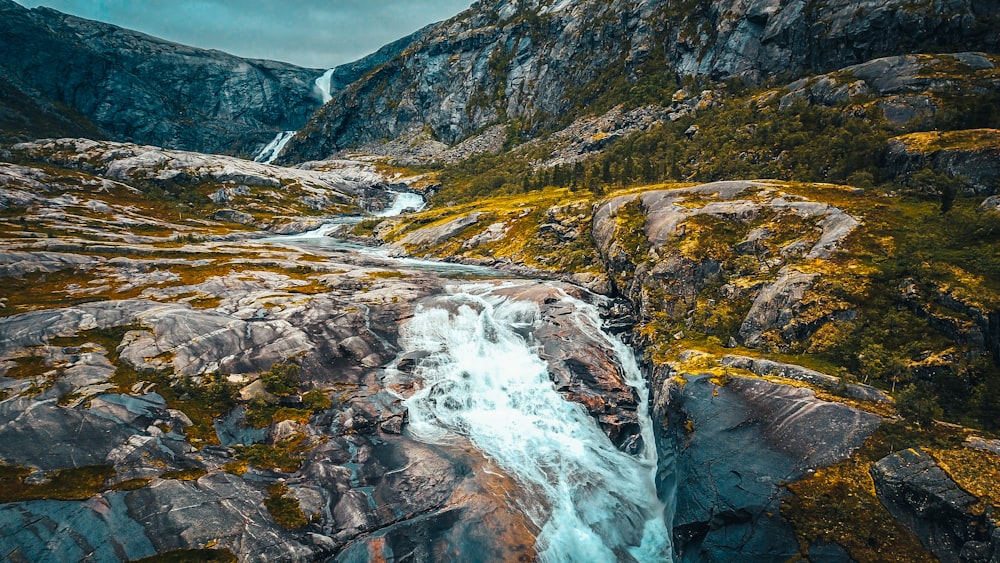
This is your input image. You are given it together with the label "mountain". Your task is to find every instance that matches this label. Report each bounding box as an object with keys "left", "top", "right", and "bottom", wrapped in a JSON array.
[
  {"left": 2, "top": 1, "right": 1000, "bottom": 562},
  {"left": 280, "top": 0, "right": 1000, "bottom": 162},
  {"left": 0, "top": 0, "right": 322, "bottom": 155}
]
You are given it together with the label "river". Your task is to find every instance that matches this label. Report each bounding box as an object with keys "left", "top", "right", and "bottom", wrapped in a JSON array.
[{"left": 267, "top": 191, "right": 673, "bottom": 561}]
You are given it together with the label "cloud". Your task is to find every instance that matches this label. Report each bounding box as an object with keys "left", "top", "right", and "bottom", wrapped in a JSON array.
[{"left": 15, "top": 0, "right": 472, "bottom": 68}]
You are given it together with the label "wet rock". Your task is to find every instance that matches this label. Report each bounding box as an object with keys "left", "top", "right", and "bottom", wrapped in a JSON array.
[{"left": 493, "top": 282, "right": 643, "bottom": 450}]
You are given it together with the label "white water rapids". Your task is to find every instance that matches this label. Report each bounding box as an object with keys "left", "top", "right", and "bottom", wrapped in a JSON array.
[{"left": 392, "top": 283, "right": 672, "bottom": 562}]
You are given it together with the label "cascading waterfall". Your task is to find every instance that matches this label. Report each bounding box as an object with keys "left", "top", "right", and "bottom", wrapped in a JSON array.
[
  {"left": 315, "top": 68, "right": 335, "bottom": 104},
  {"left": 253, "top": 69, "right": 335, "bottom": 164},
  {"left": 375, "top": 191, "right": 425, "bottom": 217},
  {"left": 254, "top": 130, "right": 296, "bottom": 164},
  {"left": 394, "top": 282, "right": 672, "bottom": 562}
]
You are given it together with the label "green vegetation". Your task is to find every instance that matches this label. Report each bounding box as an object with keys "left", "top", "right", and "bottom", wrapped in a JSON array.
[
  {"left": 0, "top": 464, "right": 116, "bottom": 503},
  {"left": 264, "top": 483, "right": 309, "bottom": 530},
  {"left": 160, "top": 467, "right": 208, "bottom": 482},
  {"left": 782, "top": 421, "right": 966, "bottom": 561},
  {"left": 234, "top": 434, "right": 311, "bottom": 473},
  {"left": 259, "top": 363, "right": 301, "bottom": 397},
  {"left": 244, "top": 363, "right": 334, "bottom": 427}
]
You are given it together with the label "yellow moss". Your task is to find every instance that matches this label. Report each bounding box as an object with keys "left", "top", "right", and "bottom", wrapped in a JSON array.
[
  {"left": 928, "top": 447, "right": 1000, "bottom": 515},
  {"left": 893, "top": 129, "right": 1000, "bottom": 154},
  {"left": 0, "top": 464, "right": 116, "bottom": 502},
  {"left": 783, "top": 437, "right": 934, "bottom": 561},
  {"left": 221, "top": 461, "right": 248, "bottom": 475},
  {"left": 160, "top": 467, "right": 208, "bottom": 481}
]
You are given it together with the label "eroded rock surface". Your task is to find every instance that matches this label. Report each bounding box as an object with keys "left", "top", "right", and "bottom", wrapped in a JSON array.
[
  {"left": 872, "top": 448, "right": 1000, "bottom": 562},
  {"left": 655, "top": 372, "right": 881, "bottom": 562}
]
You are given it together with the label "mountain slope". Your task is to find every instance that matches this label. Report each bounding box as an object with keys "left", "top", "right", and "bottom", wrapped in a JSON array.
[
  {"left": 0, "top": 0, "right": 323, "bottom": 155},
  {"left": 281, "top": 0, "right": 1000, "bottom": 162}
]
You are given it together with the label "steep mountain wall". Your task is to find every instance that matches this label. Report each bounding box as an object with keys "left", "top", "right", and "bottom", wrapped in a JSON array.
[
  {"left": 282, "top": 0, "right": 1000, "bottom": 161},
  {"left": 0, "top": 0, "right": 323, "bottom": 155}
]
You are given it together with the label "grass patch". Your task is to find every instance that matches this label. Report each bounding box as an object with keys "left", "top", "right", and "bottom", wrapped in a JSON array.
[
  {"left": 160, "top": 467, "right": 208, "bottom": 482},
  {"left": 893, "top": 129, "right": 1000, "bottom": 154},
  {"left": 928, "top": 447, "right": 1000, "bottom": 515}
]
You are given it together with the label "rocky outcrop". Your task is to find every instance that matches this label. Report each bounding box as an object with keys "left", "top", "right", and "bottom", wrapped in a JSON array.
[
  {"left": 871, "top": 448, "right": 1000, "bottom": 562},
  {"left": 5, "top": 138, "right": 405, "bottom": 219},
  {"left": 886, "top": 129, "right": 1000, "bottom": 196},
  {"left": 777, "top": 52, "right": 1000, "bottom": 126},
  {"left": 654, "top": 371, "right": 881, "bottom": 562},
  {"left": 721, "top": 355, "right": 892, "bottom": 403},
  {"left": 282, "top": 0, "right": 1000, "bottom": 161},
  {"left": 592, "top": 181, "right": 859, "bottom": 352},
  {"left": 0, "top": 0, "right": 322, "bottom": 154}
]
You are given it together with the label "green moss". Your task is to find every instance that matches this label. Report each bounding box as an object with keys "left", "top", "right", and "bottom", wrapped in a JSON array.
[
  {"left": 301, "top": 390, "right": 333, "bottom": 412},
  {"left": 0, "top": 464, "right": 116, "bottom": 503},
  {"left": 4, "top": 354, "right": 49, "bottom": 380},
  {"left": 234, "top": 434, "right": 311, "bottom": 473},
  {"left": 160, "top": 468, "right": 208, "bottom": 481},
  {"left": 244, "top": 402, "right": 312, "bottom": 428},
  {"left": 259, "top": 363, "right": 301, "bottom": 397},
  {"left": 264, "top": 483, "right": 309, "bottom": 530},
  {"left": 351, "top": 217, "right": 383, "bottom": 237}
]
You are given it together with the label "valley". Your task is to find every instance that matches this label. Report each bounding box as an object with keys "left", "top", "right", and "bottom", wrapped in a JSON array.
[{"left": 1, "top": 0, "right": 999, "bottom": 561}]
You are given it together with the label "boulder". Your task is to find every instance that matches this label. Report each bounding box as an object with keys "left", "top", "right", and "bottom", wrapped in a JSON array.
[
  {"left": 871, "top": 448, "right": 997, "bottom": 562},
  {"left": 655, "top": 373, "right": 881, "bottom": 562}
]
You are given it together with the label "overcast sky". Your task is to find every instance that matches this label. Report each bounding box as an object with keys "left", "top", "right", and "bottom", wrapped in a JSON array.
[{"left": 15, "top": 0, "right": 473, "bottom": 69}]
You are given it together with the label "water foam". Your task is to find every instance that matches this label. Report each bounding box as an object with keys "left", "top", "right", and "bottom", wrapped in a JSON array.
[
  {"left": 396, "top": 283, "right": 671, "bottom": 562},
  {"left": 376, "top": 191, "right": 425, "bottom": 217},
  {"left": 316, "top": 68, "right": 335, "bottom": 104}
]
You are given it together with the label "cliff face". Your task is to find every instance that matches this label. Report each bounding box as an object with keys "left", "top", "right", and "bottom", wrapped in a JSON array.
[
  {"left": 282, "top": 0, "right": 1000, "bottom": 161},
  {"left": 0, "top": 0, "right": 323, "bottom": 155}
]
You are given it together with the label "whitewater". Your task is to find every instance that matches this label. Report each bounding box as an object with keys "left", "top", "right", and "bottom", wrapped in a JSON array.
[{"left": 393, "top": 283, "right": 672, "bottom": 562}]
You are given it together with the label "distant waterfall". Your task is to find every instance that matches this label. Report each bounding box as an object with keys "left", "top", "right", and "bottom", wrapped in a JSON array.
[
  {"left": 395, "top": 283, "right": 672, "bottom": 562},
  {"left": 253, "top": 131, "right": 296, "bottom": 164},
  {"left": 315, "top": 68, "right": 335, "bottom": 104}
]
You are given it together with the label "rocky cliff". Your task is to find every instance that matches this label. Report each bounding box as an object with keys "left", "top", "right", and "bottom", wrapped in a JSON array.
[
  {"left": 281, "top": 0, "right": 1000, "bottom": 161},
  {"left": 0, "top": 0, "right": 323, "bottom": 155}
]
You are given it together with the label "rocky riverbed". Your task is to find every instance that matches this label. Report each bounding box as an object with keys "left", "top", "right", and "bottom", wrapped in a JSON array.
[{"left": 2, "top": 141, "right": 999, "bottom": 562}]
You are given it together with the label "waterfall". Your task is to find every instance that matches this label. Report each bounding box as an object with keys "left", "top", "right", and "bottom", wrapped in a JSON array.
[
  {"left": 253, "top": 130, "right": 296, "bottom": 164},
  {"left": 393, "top": 282, "right": 672, "bottom": 562},
  {"left": 375, "top": 191, "right": 425, "bottom": 217},
  {"left": 315, "top": 68, "right": 335, "bottom": 104}
]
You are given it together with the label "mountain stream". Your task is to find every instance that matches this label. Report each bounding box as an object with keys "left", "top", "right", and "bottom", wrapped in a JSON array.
[{"left": 268, "top": 193, "right": 673, "bottom": 561}]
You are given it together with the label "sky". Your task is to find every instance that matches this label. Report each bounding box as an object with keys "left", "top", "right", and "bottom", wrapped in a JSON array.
[{"left": 15, "top": 0, "right": 473, "bottom": 69}]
